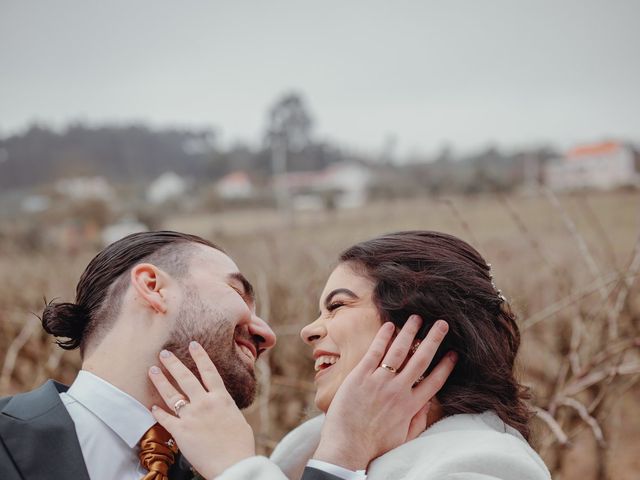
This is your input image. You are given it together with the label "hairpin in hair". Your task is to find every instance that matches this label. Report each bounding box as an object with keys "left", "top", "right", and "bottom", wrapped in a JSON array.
[{"left": 486, "top": 263, "right": 507, "bottom": 303}]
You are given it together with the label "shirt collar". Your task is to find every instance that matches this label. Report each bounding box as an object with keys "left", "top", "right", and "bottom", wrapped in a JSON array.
[{"left": 67, "top": 370, "right": 156, "bottom": 448}]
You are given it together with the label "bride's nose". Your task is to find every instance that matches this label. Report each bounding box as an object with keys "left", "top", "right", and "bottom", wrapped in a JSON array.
[{"left": 300, "top": 317, "right": 327, "bottom": 345}]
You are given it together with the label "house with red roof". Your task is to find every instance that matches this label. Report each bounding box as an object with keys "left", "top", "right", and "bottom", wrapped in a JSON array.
[{"left": 545, "top": 141, "right": 639, "bottom": 190}]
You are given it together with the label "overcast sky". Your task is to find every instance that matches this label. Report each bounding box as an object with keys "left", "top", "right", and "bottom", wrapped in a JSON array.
[{"left": 1, "top": 0, "right": 638, "bottom": 156}]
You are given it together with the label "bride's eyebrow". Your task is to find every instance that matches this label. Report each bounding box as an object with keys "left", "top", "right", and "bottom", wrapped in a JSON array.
[{"left": 324, "top": 288, "right": 359, "bottom": 308}]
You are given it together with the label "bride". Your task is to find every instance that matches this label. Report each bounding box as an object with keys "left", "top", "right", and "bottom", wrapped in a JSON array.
[{"left": 148, "top": 231, "right": 551, "bottom": 479}]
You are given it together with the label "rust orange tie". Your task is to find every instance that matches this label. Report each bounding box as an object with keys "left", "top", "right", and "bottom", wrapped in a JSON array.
[{"left": 139, "top": 424, "right": 179, "bottom": 480}]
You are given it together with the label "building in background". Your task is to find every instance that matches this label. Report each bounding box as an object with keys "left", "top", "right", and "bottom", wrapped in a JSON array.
[
  {"left": 545, "top": 141, "right": 640, "bottom": 190},
  {"left": 274, "top": 162, "right": 372, "bottom": 210},
  {"left": 147, "top": 172, "right": 188, "bottom": 204},
  {"left": 55, "top": 176, "right": 115, "bottom": 201},
  {"left": 216, "top": 171, "right": 255, "bottom": 200}
]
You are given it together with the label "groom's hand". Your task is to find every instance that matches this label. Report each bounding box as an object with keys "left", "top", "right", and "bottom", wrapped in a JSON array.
[{"left": 312, "top": 316, "right": 456, "bottom": 471}]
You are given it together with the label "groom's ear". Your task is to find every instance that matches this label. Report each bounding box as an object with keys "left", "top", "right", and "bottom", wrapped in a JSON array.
[{"left": 130, "top": 263, "right": 171, "bottom": 314}]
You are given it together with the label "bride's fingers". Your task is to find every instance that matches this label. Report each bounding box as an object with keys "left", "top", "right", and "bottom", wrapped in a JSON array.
[
  {"left": 377, "top": 315, "right": 422, "bottom": 374},
  {"left": 188, "top": 341, "right": 225, "bottom": 392},
  {"left": 158, "top": 349, "right": 205, "bottom": 400},
  {"left": 406, "top": 402, "right": 430, "bottom": 441},
  {"left": 411, "top": 350, "right": 457, "bottom": 402},
  {"left": 151, "top": 404, "right": 179, "bottom": 432},
  {"left": 148, "top": 364, "right": 189, "bottom": 413},
  {"left": 354, "top": 322, "right": 396, "bottom": 374},
  {"left": 399, "top": 320, "right": 449, "bottom": 384}
]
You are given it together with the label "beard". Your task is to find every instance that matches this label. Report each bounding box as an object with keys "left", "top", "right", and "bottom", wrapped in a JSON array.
[{"left": 162, "top": 288, "right": 257, "bottom": 409}]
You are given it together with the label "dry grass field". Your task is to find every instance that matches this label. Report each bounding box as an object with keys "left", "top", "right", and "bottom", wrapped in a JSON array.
[{"left": 1, "top": 189, "right": 639, "bottom": 479}]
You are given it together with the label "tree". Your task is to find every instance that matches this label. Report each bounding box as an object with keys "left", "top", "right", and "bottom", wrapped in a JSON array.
[{"left": 264, "top": 92, "right": 313, "bottom": 152}]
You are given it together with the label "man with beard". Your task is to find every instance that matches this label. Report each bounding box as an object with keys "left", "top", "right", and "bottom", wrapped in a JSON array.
[{"left": 0, "top": 231, "right": 358, "bottom": 480}]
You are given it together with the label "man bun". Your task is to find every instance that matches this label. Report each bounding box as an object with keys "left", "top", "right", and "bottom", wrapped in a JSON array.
[{"left": 41, "top": 301, "right": 89, "bottom": 350}]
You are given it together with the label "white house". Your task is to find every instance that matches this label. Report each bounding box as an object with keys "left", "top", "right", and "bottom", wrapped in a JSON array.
[
  {"left": 545, "top": 142, "right": 639, "bottom": 190},
  {"left": 274, "top": 162, "right": 372, "bottom": 210},
  {"left": 320, "top": 163, "right": 372, "bottom": 208},
  {"left": 55, "top": 176, "right": 115, "bottom": 201},
  {"left": 101, "top": 217, "right": 148, "bottom": 246},
  {"left": 216, "top": 171, "right": 254, "bottom": 200},
  {"left": 147, "top": 172, "right": 188, "bottom": 204}
]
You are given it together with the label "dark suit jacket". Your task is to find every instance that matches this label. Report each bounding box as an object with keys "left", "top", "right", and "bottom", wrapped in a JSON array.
[
  {"left": 0, "top": 380, "right": 192, "bottom": 480},
  {"left": 301, "top": 466, "right": 344, "bottom": 480},
  {"left": 1, "top": 381, "right": 345, "bottom": 480}
]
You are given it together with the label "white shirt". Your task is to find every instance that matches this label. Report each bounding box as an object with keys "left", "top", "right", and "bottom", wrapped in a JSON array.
[
  {"left": 61, "top": 371, "right": 363, "bottom": 480},
  {"left": 60, "top": 370, "right": 156, "bottom": 480}
]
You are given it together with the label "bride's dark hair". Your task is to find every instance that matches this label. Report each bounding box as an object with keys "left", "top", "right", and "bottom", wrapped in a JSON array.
[{"left": 340, "top": 230, "right": 532, "bottom": 439}]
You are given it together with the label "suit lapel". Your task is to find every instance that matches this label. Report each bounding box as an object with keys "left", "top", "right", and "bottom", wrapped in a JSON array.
[
  {"left": 0, "top": 380, "right": 90, "bottom": 480},
  {"left": 169, "top": 452, "right": 196, "bottom": 480}
]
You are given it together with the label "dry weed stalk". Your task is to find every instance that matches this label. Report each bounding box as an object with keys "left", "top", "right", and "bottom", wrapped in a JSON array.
[{"left": 0, "top": 316, "right": 40, "bottom": 393}]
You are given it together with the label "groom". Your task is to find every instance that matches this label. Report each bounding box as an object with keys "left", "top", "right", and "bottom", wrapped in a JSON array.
[{"left": 0, "top": 231, "right": 354, "bottom": 480}]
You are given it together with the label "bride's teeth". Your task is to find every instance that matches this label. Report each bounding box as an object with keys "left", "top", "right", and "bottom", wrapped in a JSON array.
[{"left": 314, "top": 355, "right": 339, "bottom": 371}]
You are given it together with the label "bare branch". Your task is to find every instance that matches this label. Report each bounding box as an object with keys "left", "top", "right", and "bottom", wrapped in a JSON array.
[
  {"left": 522, "top": 271, "right": 628, "bottom": 329},
  {"left": 558, "top": 397, "right": 606, "bottom": 447},
  {"left": 534, "top": 407, "right": 569, "bottom": 446},
  {"left": 564, "top": 363, "right": 640, "bottom": 397}
]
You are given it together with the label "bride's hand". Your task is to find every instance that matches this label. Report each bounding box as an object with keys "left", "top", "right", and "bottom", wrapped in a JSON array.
[
  {"left": 313, "top": 315, "right": 456, "bottom": 471},
  {"left": 148, "top": 341, "right": 255, "bottom": 479}
]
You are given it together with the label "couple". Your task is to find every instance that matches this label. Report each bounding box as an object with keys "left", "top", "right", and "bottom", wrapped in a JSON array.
[{"left": 0, "top": 230, "right": 550, "bottom": 479}]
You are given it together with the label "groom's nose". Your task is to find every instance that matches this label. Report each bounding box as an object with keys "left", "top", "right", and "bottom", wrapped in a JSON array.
[{"left": 249, "top": 314, "right": 276, "bottom": 356}]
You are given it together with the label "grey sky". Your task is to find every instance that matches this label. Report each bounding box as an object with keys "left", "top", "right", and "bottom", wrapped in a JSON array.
[{"left": 1, "top": 0, "right": 638, "bottom": 156}]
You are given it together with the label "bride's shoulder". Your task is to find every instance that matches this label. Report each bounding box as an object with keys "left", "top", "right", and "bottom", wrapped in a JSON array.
[
  {"left": 270, "top": 414, "right": 324, "bottom": 478},
  {"left": 395, "top": 412, "right": 550, "bottom": 479}
]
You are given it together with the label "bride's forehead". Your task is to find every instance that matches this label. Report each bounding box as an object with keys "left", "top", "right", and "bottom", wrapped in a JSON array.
[{"left": 321, "top": 264, "right": 374, "bottom": 296}]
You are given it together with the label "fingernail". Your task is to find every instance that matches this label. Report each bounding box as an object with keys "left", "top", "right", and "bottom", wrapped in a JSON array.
[
  {"left": 150, "top": 365, "right": 161, "bottom": 374},
  {"left": 160, "top": 349, "right": 171, "bottom": 358},
  {"left": 151, "top": 405, "right": 158, "bottom": 411},
  {"left": 189, "top": 341, "right": 199, "bottom": 350},
  {"left": 437, "top": 320, "right": 449, "bottom": 333},
  {"left": 410, "top": 315, "right": 423, "bottom": 325},
  {"left": 448, "top": 351, "right": 458, "bottom": 362}
]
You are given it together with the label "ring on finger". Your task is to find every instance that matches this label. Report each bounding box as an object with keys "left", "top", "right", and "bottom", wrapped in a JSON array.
[
  {"left": 173, "top": 398, "right": 189, "bottom": 417},
  {"left": 380, "top": 363, "right": 398, "bottom": 374}
]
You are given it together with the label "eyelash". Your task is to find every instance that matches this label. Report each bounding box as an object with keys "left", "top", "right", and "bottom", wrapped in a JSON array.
[{"left": 327, "top": 302, "right": 345, "bottom": 312}]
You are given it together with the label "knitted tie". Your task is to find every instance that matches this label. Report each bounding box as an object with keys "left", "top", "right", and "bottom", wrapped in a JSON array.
[{"left": 139, "top": 424, "right": 179, "bottom": 480}]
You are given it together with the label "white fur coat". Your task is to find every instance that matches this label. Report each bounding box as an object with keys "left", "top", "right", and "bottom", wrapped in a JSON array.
[
  {"left": 217, "top": 411, "right": 551, "bottom": 480},
  {"left": 269, "top": 411, "right": 551, "bottom": 480}
]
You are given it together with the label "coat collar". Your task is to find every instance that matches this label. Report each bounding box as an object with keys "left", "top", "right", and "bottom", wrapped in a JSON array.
[{"left": 0, "top": 380, "right": 91, "bottom": 480}]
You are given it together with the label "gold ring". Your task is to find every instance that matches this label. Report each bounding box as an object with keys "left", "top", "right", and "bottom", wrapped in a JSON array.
[
  {"left": 380, "top": 363, "right": 398, "bottom": 373},
  {"left": 173, "top": 398, "right": 189, "bottom": 417}
]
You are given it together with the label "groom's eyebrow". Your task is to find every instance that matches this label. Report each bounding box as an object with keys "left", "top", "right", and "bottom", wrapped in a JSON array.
[{"left": 228, "top": 272, "right": 255, "bottom": 303}]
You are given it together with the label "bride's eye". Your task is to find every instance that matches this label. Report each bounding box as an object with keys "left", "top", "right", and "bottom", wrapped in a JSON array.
[{"left": 327, "top": 302, "right": 345, "bottom": 312}]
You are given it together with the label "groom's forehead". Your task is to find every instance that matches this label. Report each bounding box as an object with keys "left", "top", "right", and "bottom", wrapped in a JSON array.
[{"left": 190, "top": 244, "right": 243, "bottom": 277}]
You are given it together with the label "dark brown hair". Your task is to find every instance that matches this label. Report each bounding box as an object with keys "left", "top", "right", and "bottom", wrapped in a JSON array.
[
  {"left": 41, "top": 231, "right": 220, "bottom": 356},
  {"left": 340, "top": 230, "right": 532, "bottom": 439}
]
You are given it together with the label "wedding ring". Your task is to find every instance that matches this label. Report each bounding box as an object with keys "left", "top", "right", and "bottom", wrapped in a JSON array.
[
  {"left": 380, "top": 363, "right": 398, "bottom": 373},
  {"left": 173, "top": 398, "right": 189, "bottom": 417}
]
